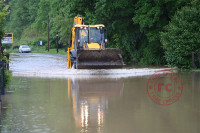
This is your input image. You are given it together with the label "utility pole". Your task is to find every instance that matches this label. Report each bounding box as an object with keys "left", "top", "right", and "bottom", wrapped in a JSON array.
[
  {"left": 56, "top": 32, "right": 59, "bottom": 53},
  {"left": 47, "top": 15, "right": 49, "bottom": 52}
]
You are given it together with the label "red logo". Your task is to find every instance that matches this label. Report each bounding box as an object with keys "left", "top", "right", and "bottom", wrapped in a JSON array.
[{"left": 147, "top": 70, "right": 183, "bottom": 105}]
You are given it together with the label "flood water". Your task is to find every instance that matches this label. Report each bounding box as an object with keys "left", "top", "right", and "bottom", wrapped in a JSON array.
[{"left": 0, "top": 53, "right": 200, "bottom": 133}]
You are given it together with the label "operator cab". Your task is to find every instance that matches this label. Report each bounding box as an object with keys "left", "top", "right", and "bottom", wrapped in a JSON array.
[{"left": 74, "top": 25, "right": 106, "bottom": 49}]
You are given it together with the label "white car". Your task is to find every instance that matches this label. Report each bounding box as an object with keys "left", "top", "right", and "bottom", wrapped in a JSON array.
[{"left": 19, "top": 45, "right": 31, "bottom": 53}]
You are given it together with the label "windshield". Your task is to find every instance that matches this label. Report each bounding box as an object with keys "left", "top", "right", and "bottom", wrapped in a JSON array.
[
  {"left": 90, "top": 28, "right": 104, "bottom": 44},
  {"left": 22, "top": 46, "right": 30, "bottom": 48},
  {"left": 79, "top": 29, "right": 88, "bottom": 47},
  {"left": 79, "top": 28, "right": 104, "bottom": 47}
]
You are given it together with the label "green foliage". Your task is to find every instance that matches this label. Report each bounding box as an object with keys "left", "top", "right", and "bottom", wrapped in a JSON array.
[
  {"left": 32, "top": 47, "right": 67, "bottom": 55},
  {"left": 133, "top": 0, "right": 189, "bottom": 65},
  {"left": 0, "top": 1, "right": 11, "bottom": 87},
  {"left": 1, "top": 51, "right": 11, "bottom": 87},
  {"left": 4, "top": 69, "right": 11, "bottom": 87},
  {"left": 6, "top": 0, "right": 72, "bottom": 48},
  {"left": 50, "top": 0, "right": 73, "bottom": 45},
  {"left": 161, "top": 0, "right": 200, "bottom": 69},
  {"left": 6, "top": 0, "right": 38, "bottom": 38},
  {"left": 33, "top": 0, "right": 50, "bottom": 31},
  {"left": 4, "top": 0, "right": 200, "bottom": 69},
  {"left": 68, "top": 0, "right": 190, "bottom": 65},
  {"left": 18, "top": 27, "right": 47, "bottom": 46},
  {"left": 0, "top": 0, "right": 7, "bottom": 40}
]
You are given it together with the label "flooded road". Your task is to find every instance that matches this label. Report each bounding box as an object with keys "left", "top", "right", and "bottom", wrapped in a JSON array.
[
  {"left": 0, "top": 53, "right": 200, "bottom": 133},
  {"left": 9, "top": 53, "right": 167, "bottom": 78}
]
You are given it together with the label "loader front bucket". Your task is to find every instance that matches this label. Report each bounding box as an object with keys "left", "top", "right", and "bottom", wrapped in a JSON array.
[{"left": 76, "top": 48, "right": 124, "bottom": 69}]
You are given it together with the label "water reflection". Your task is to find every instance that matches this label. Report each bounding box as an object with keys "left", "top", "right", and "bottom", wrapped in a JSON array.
[
  {"left": 68, "top": 78, "right": 124, "bottom": 133},
  {"left": 1, "top": 72, "right": 200, "bottom": 133}
]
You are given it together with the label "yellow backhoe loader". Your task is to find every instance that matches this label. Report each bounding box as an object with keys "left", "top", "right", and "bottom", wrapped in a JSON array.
[{"left": 67, "top": 16, "right": 124, "bottom": 69}]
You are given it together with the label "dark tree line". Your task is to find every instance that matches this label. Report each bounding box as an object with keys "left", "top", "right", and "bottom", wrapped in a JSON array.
[{"left": 4, "top": 0, "right": 200, "bottom": 69}]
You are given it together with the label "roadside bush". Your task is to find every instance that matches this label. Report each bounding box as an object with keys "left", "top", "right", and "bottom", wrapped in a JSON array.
[
  {"left": 4, "top": 69, "right": 11, "bottom": 87},
  {"left": 2, "top": 44, "right": 12, "bottom": 49},
  {"left": 161, "top": 1, "right": 200, "bottom": 69},
  {"left": 1, "top": 52, "right": 11, "bottom": 87}
]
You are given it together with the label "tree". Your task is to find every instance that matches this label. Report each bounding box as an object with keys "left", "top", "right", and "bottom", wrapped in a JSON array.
[
  {"left": 68, "top": 0, "right": 190, "bottom": 65},
  {"left": 0, "top": 0, "right": 7, "bottom": 40},
  {"left": 5, "top": 0, "right": 198, "bottom": 68},
  {"left": 161, "top": 0, "right": 200, "bottom": 69},
  {"left": 0, "top": 0, "right": 7, "bottom": 54},
  {"left": 6, "top": 0, "right": 40, "bottom": 39},
  {"left": 49, "top": 0, "right": 73, "bottom": 46},
  {"left": 68, "top": 0, "right": 140, "bottom": 63},
  {"left": 133, "top": 0, "right": 189, "bottom": 65}
]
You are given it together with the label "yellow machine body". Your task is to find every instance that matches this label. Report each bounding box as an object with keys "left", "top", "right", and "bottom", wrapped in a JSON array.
[{"left": 68, "top": 16, "right": 124, "bottom": 69}]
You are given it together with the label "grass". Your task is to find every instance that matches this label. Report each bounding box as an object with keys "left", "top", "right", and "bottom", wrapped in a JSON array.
[
  {"left": 192, "top": 69, "right": 200, "bottom": 72},
  {"left": 32, "top": 46, "right": 67, "bottom": 55},
  {"left": 6, "top": 48, "right": 18, "bottom": 53}
]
